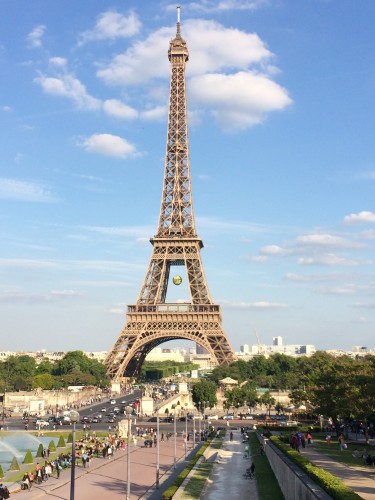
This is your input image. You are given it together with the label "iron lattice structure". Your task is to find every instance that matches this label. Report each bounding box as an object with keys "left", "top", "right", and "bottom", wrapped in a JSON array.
[{"left": 105, "top": 14, "right": 236, "bottom": 380}]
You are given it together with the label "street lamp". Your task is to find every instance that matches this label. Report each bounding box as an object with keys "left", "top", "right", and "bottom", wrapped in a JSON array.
[
  {"left": 184, "top": 403, "right": 188, "bottom": 459},
  {"left": 173, "top": 407, "right": 177, "bottom": 469},
  {"left": 69, "top": 410, "right": 80, "bottom": 500},
  {"left": 156, "top": 412, "right": 160, "bottom": 488},
  {"left": 125, "top": 406, "right": 133, "bottom": 500}
]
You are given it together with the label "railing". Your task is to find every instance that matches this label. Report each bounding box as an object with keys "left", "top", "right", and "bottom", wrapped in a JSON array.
[{"left": 127, "top": 304, "right": 220, "bottom": 313}]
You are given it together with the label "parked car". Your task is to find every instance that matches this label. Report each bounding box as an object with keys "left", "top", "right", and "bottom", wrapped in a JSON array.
[
  {"left": 206, "top": 415, "right": 219, "bottom": 420},
  {"left": 222, "top": 414, "right": 234, "bottom": 420},
  {"left": 110, "top": 399, "right": 117, "bottom": 405}
]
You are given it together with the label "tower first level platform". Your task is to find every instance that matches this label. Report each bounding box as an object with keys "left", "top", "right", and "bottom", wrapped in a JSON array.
[{"left": 105, "top": 303, "right": 236, "bottom": 379}]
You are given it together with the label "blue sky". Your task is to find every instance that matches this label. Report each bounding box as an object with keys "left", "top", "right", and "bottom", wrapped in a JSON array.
[{"left": 1, "top": 0, "right": 375, "bottom": 353}]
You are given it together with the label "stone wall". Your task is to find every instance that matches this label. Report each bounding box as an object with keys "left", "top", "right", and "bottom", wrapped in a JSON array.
[
  {"left": 259, "top": 434, "right": 332, "bottom": 500},
  {"left": 4, "top": 388, "right": 103, "bottom": 415}
]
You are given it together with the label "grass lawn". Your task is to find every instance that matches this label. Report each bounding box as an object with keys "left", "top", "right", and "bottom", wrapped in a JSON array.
[
  {"left": 182, "top": 462, "right": 214, "bottom": 499},
  {"left": 310, "top": 437, "right": 375, "bottom": 468},
  {"left": 248, "top": 432, "right": 285, "bottom": 500},
  {"left": 0, "top": 429, "right": 112, "bottom": 483}
]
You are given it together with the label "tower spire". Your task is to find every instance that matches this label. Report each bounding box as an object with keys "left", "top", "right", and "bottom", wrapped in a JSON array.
[{"left": 177, "top": 5, "right": 181, "bottom": 35}]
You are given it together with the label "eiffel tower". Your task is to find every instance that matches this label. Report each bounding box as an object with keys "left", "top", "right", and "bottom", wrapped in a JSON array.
[{"left": 104, "top": 8, "right": 236, "bottom": 380}]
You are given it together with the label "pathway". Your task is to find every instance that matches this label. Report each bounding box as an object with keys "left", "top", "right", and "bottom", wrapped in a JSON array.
[
  {"left": 199, "top": 429, "right": 258, "bottom": 500},
  {"left": 302, "top": 444, "right": 375, "bottom": 500}
]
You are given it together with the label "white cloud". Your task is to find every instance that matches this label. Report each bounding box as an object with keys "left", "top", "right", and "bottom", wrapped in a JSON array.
[
  {"left": 260, "top": 245, "right": 285, "bottom": 255},
  {"left": 0, "top": 259, "right": 58, "bottom": 269},
  {"left": 361, "top": 230, "right": 375, "bottom": 240},
  {"left": 140, "top": 106, "right": 167, "bottom": 121},
  {"left": 34, "top": 73, "right": 100, "bottom": 110},
  {"left": 103, "top": 99, "right": 138, "bottom": 119},
  {"left": 189, "top": 72, "right": 291, "bottom": 130},
  {"left": 295, "top": 233, "right": 364, "bottom": 249},
  {"left": 27, "top": 25, "right": 46, "bottom": 48},
  {"left": 298, "top": 254, "right": 360, "bottom": 266},
  {"left": 220, "top": 299, "right": 287, "bottom": 309},
  {"left": 97, "top": 18, "right": 290, "bottom": 130},
  {"left": 49, "top": 57, "right": 67, "bottom": 67},
  {"left": 97, "top": 27, "right": 172, "bottom": 85},
  {"left": 0, "top": 289, "right": 82, "bottom": 303},
  {"left": 0, "top": 178, "right": 57, "bottom": 203},
  {"left": 79, "top": 133, "right": 138, "bottom": 159},
  {"left": 353, "top": 302, "right": 375, "bottom": 309},
  {"left": 343, "top": 211, "right": 375, "bottom": 225},
  {"left": 1, "top": 105, "right": 12, "bottom": 112},
  {"left": 168, "top": 0, "right": 266, "bottom": 13},
  {"left": 78, "top": 10, "right": 141, "bottom": 45}
]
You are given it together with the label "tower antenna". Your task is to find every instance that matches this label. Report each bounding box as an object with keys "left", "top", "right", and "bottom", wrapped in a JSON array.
[{"left": 176, "top": 5, "right": 181, "bottom": 35}]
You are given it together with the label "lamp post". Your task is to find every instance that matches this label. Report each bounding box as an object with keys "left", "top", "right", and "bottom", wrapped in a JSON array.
[
  {"left": 184, "top": 403, "right": 188, "bottom": 459},
  {"left": 173, "top": 407, "right": 177, "bottom": 469},
  {"left": 125, "top": 406, "right": 133, "bottom": 500},
  {"left": 156, "top": 412, "right": 160, "bottom": 488},
  {"left": 193, "top": 415, "right": 196, "bottom": 447},
  {"left": 69, "top": 410, "right": 80, "bottom": 500},
  {"left": 198, "top": 403, "right": 202, "bottom": 440}
]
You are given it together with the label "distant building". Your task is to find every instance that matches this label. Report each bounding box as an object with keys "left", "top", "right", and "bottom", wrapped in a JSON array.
[{"left": 238, "top": 338, "right": 316, "bottom": 358}]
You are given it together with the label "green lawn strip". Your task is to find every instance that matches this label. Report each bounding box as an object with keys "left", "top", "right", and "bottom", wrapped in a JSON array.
[
  {"left": 162, "top": 436, "right": 216, "bottom": 500},
  {"left": 248, "top": 432, "right": 284, "bottom": 500},
  {"left": 270, "top": 436, "right": 362, "bottom": 500},
  {"left": 310, "top": 437, "right": 375, "bottom": 468},
  {"left": 181, "top": 462, "right": 213, "bottom": 499}
]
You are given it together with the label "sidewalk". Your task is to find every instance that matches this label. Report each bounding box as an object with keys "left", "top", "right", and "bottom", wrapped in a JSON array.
[
  {"left": 302, "top": 444, "right": 375, "bottom": 500},
  {"left": 194, "top": 429, "right": 258, "bottom": 500}
]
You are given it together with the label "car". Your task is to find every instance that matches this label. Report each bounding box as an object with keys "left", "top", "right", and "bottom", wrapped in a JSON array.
[
  {"left": 222, "top": 414, "right": 234, "bottom": 420},
  {"left": 91, "top": 416, "right": 100, "bottom": 423},
  {"left": 206, "top": 415, "right": 219, "bottom": 420},
  {"left": 107, "top": 417, "right": 115, "bottom": 423},
  {"left": 35, "top": 419, "right": 49, "bottom": 428},
  {"left": 110, "top": 399, "right": 117, "bottom": 405},
  {"left": 285, "top": 420, "right": 300, "bottom": 427},
  {"left": 101, "top": 407, "right": 107, "bottom": 412},
  {"left": 80, "top": 416, "right": 91, "bottom": 423},
  {"left": 56, "top": 416, "right": 72, "bottom": 426},
  {"left": 121, "top": 400, "right": 126, "bottom": 404},
  {"left": 192, "top": 415, "right": 204, "bottom": 420}
]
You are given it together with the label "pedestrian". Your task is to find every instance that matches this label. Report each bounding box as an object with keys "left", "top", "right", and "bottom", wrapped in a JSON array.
[
  {"left": 338, "top": 433, "right": 346, "bottom": 451},
  {"left": 307, "top": 432, "right": 312, "bottom": 445},
  {"left": 0, "top": 484, "right": 10, "bottom": 499},
  {"left": 326, "top": 434, "right": 331, "bottom": 446},
  {"left": 230, "top": 431, "right": 233, "bottom": 441},
  {"left": 161, "top": 433, "right": 164, "bottom": 441}
]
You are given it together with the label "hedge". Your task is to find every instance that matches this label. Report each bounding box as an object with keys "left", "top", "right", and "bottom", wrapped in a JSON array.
[
  {"left": 23, "top": 449, "right": 34, "bottom": 464},
  {"left": 270, "top": 436, "right": 362, "bottom": 500}
]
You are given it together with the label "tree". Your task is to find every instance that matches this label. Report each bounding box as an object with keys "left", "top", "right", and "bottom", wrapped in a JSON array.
[
  {"left": 223, "top": 386, "right": 247, "bottom": 413},
  {"left": 32, "top": 373, "right": 55, "bottom": 390},
  {"left": 191, "top": 379, "right": 217, "bottom": 410},
  {"left": 259, "top": 391, "right": 276, "bottom": 417}
]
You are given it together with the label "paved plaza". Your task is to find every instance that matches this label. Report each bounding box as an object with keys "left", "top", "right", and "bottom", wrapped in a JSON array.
[{"left": 11, "top": 434, "right": 191, "bottom": 499}]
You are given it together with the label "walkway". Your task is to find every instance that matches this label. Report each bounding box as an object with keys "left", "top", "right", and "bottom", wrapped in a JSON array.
[
  {"left": 9, "top": 435, "right": 192, "bottom": 499},
  {"left": 199, "top": 429, "right": 258, "bottom": 500},
  {"left": 302, "top": 445, "right": 375, "bottom": 500}
]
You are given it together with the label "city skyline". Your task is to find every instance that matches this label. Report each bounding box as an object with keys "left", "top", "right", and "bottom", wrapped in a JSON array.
[{"left": 1, "top": 1, "right": 374, "bottom": 353}]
